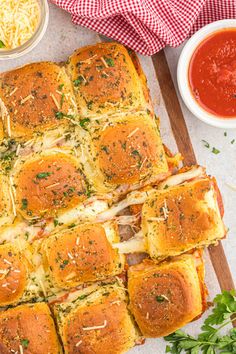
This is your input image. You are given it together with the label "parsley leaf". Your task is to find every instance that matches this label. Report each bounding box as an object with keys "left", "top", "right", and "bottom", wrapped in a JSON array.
[
  {"left": 36, "top": 172, "right": 52, "bottom": 179},
  {"left": 165, "top": 290, "right": 236, "bottom": 353},
  {"left": 0, "top": 40, "right": 5, "bottom": 48},
  {"left": 79, "top": 118, "right": 90, "bottom": 130},
  {"left": 212, "top": 147, "right": 220, "bottom": 154},
  {"left": 21, "top": 339, "right": 29, "bottom": 348}
]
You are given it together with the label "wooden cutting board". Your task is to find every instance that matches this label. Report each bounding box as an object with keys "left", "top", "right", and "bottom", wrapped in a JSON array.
[{"left": 152, "top": 50, "right": 235, "bottom": 292}]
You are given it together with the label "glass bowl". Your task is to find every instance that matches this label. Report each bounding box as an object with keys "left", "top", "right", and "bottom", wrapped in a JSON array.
[{"left": 0, "top": 0, "right": 49, "bottom": 60}]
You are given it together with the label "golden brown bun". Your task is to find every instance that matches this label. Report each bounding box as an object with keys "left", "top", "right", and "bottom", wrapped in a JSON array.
[
  {"left": 128, "top": 254, "right": 205, "bottom": 337},
  {"left": 0, "top": 302, "right": 61, "bottom": 353},
  {"left": 142, "top": 178, "right": 226, "bottom": 259},
  {"left": 127, "top": 50, "right": 153, "bottom": 112},
  {"left": 0, "top": 173, "right": 14, "bottom": 226},
  {"left": 0, "top": 244, "right": 28, "bottom": 306},
  {"left": 54, "top": 283, "right": 139, "bottom": 354},
  {"left": 14, "top": 150, "right": 87, "bottom": 219},
  {"left": 0, "top": 62, "right": 76, "bottom": 139},
  {"left": 66, "top": 42, "right": 148, "bottom": 117},
  {"left": 42, "top": 223, "right": 124, "bottom": 288},
  {"left": 86, "top": 112, "right": 168, "bottom": 188}
]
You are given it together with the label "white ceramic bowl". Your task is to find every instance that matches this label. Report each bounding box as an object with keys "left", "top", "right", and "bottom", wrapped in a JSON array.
[
  {"left": 177, "top": 19, "right": 236, "bottom": 129},
  {"left": 0, "top": 0, "right": 49, "bottom": 60}
]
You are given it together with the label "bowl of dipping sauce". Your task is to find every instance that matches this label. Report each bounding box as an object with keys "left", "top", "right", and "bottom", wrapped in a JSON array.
[
  {"left": 178, "top": 20, "right": 236, "bottom": 128},
  {"left": 0, "top": 0, "right": 49, "bottom": 60}
]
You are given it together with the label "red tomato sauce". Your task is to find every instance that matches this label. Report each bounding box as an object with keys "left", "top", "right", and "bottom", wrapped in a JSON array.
[{"left": 188, "top": 29, "right": 236, "bottom": 118}]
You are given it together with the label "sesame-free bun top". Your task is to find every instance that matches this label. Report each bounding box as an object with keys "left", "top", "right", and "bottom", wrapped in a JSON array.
[
  {"left": 142, "top": 178, "right": 226, "bottom": 259},
  {"left": 0, "top": 244, "right": 28, "bottom": 306},
  {"left": 66, "top": 42, "right": 148, "bottom": 117},
  {"left": 14, "top": 150, "right": 87, "bottom": 219},
  {"left": 41, "top": 223, "right": 124, "bottom": 288},
  {"left": 0, "top": 62, "right": 76, "bottom": 139},
  {"left": 128, "top": 254, "right": 205, "bottom": 337},
  {"left": 0, "top": 302, "right": 61, "bottom": 354},
  {"left": 54, "top": 283, "right": 139, "bottom": 354},
  {"left": 88, "top": 112, "right": 168, "bottom": 187}
]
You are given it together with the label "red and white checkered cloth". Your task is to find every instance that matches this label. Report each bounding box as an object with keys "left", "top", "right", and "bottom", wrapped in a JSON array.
[{"left": 51, "top": 0, "right": 236, "bottom": 55}]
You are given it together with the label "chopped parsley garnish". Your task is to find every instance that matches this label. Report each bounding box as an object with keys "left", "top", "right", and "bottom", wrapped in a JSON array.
[
  {"left": 202, "top": 140, "right": 210, "bottom": 148},
  {"left": 73, "top": 75, "right": 84, "bottom": 87},
  {"left": 55, "top": 111, "right": 75, "bottom": 120},
  {"left": 21, "top": 199, "right": 28, "bottom": 210},
  {"left": 104, "top": 57, "right": 115, "bottom": 67},
  {"left": 0, "top": 40, "right": 5, "bottom": 48},
  {"left": 87, "top": 101, "right": 93, "bottom": 110},
  {"left": 231, "top": 139, "right": 235, "bottom": 144},
  {"left": 53, "top": 219, "right": 59, "bottom": 227},
  {"left": 79, "top": 118, "right": 90, "bottom": 129},
  {"left": 164, "top": 290, "right": 236, "bottom": 354},
  {"left": 60, "top": 259, "right": 69, "bottom": 269},
  {"left": 156, "top": 295, "right": 165, "bottom": 302},
  {"left": 131, "top": 150, "right": 141, "bottom": 156},
  {"left": 212, "top": 147, "right": 220, "bottom": 154},
  {"left": 21, "top": 339, "right": 29, "bottom": 348},
  {"left": 101, "top": 145, "right": 109, "bottom": 154},
  {"left": 78, "top": 294, "right": 88, "bottom": 300},
  {"left": 224, "top": 131, "right": 227, "bottom": 137},
  {"left": 58, "top": 83, "right": 64, "bottom": 91},
  {"left": 60, "top": 93, "right": 65, "bottom": 108},
  {"left": 36, "top": 172, "right": 52, "bottom": 179},
  {"left": 68, "top": 223, "right": 76, "bottom": 229}
]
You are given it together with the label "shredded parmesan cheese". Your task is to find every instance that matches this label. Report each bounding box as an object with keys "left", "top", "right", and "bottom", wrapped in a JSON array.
[
  {"left": 0, "top": 0, "right": 40, "bottom": 50},
  {"left": 9, "top": 186, "right": 17, "bottom": 217},
  {"left": 75, "top": 340, "right": 82, "bottom": 347},
  {"left": 9, "top": 87, "right": 18, "bottom": 96},
  {"left": 50, "top": 93, "right": 60, "bottom": 110},
  {"left": 79, "top": 54, "right": 97, "bottom": 64},
  {"left": 19, "top": 344, "right": 24, "bottom": 354},
  {"left": 100, "top": 56, "right": 109, "bottom": 68},
  {"left": 83, "top": 320, "right": 107, "bottom": 331},
  {"left": 21, "top": 94, "right": 34, "bottom": 104},
  {"left": 127, "top": 127, "right": 139, "bottom": 138}
]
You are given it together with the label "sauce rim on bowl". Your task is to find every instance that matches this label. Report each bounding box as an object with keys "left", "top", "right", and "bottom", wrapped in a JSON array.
[
  {"left": 188, "top": 28, "right": 236, "bottom": 119},
  {"left": 177, "top": 19, "right": 236, "bottom": 129}
]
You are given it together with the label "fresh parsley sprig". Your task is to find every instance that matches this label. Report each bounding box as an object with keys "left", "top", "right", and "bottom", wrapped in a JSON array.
[{"left": 165, "top": 290, "right": 236, "bottom": 354}]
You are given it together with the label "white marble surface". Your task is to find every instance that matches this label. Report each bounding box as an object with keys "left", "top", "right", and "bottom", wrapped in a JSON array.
[{"left": 0, "top": 3, "right": 235, "bottom": 353}]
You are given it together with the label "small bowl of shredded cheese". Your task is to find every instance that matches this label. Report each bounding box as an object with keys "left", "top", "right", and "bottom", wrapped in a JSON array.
[{"left": 0, "top": 0, "right": 49, "bottom": 59}]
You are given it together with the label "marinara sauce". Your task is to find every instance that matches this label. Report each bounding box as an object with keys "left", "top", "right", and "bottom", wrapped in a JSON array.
[{"left": 188, "top": 29, "right": 236, "bottom": 118}]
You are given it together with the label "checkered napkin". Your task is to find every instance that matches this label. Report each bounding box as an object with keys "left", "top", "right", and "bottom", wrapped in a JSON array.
[{"left": 51, "top": 0, "right": 236, "bottom": 55}]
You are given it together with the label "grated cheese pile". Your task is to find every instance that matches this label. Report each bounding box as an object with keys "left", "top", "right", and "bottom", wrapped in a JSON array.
[{"left": 0, "top": 0, "right": 40, "bottom": 50}]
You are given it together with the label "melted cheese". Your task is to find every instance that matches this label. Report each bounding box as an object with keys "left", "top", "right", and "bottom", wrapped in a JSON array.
[{"left": 0, "top": 0, "right": 40, "bottom": 50}]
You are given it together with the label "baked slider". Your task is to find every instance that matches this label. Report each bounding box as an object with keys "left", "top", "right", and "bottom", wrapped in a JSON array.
[
  {"left": 128, "top": 252, "right": 207, "bottom": 337},
  {"left": 0, "top": 302, "right": 62, "bottom": 353},
  {"left": 13, "top": 149, "right": 88, "bottom": 220},
  {"left": 66, "top": 42, "right": 148, "bottom": 118},
  {"left": 53, "top": 281, "right": 140, "bottom": 354},
  {"left": 103, "top": 166, "right": 226, "bottom": 259},
  {"left": 39, "top": 222, "right": 124, "bottom": 290},
  {"left": 142, "top": 167, "right": 226, "bottom": 259},
  {"left": 83, "top": 111, "right": 169, "bottom": 192},
  {"left": 0, "top": 62, "right": 76, "bottom": 139}
]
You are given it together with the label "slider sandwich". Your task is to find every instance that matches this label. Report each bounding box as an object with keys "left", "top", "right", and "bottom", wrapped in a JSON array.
[
  {"left": 128, "top": 252, "right": 207, "bottom": 337},
  {"left": 98, "top": 166, "right": 226, "bottom": 259},
  {"left": 0, "top": 302, "right": 62, "bottom": 353},
  {"left": 53, "top": 280, "right": 141, "bottom": 354}
]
